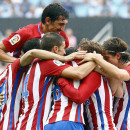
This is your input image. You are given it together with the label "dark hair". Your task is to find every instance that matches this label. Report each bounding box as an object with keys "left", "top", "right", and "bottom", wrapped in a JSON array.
[
  {"left": 22, "top": 38, "right": 42, "bottom": 53},
  {"left": 103, "top": 37, "right": 129, "bottom": 63},
  {"left": 65, "top": 47, "right": 76, "bottom": 56},
  {"left": 77, "top": 38, "right": 103, "bottom": 55},
  {"left": 41, "top": 3, "right": 69, "bottom": 24},
  {"left": 41, "top": 32, "right": 65, "bottom": 51}
]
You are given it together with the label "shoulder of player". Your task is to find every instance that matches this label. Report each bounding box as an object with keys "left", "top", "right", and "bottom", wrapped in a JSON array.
[
  {"left": 16, "top": 23, "right": 38, "bottom": 34},
  {"left": 38, "top": 59, "right": 66, "bottom": 66}
]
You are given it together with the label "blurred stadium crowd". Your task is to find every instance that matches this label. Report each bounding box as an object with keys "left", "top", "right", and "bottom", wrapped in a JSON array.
[{"left": 1, "top": 0, "right": 130, "bottom": 18}]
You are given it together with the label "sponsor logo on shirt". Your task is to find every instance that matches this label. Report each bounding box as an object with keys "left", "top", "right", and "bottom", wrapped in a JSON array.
[
  {"left": 9, "top": 34, "right": 20, "bottom": 45},
  {"left": 53, "top": 60, "right": 65, "bottom": 66}
]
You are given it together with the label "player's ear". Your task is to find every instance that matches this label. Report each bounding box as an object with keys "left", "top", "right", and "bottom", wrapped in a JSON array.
[
  {"left": 52, "top": 46, "right": 58, "bottom": 54},
  {"left": 45, "top": 17, "right": 51, "bottom": 25},
  {"left": 116, "top": 52, "right": 121, "bottom": 60}
]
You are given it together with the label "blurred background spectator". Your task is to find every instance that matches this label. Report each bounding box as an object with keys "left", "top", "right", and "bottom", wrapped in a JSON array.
[
  {"left": 65, "top": 28, "right": 77, "bottom": 47},
  {"left": 0, "top": 0, "right": 130, "bottom": 18},
  {"left": 0, "top": 62, "right": 7, "bottom": 73},
  {"left": 0, "top": 28, "right": 13, "bottom": 73}
]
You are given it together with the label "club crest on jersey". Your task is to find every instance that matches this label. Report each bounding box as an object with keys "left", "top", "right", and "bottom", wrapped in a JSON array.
[
  {"left": 85, "top": 99, "right": 90, "bottom": 106},
  {"left": 9, "top": 34, "right": 20, "bottom": 45},
  {"left": 53, "top": 60, "right": 65, "bottom": 66},
  {"left": 53, "top": 84, "right": 62, "bottom": 101}
]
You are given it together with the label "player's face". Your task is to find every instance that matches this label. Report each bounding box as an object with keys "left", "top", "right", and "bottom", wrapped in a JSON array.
[
  {"left": 47, "top": 16, "right": 68, "bottom": 34},
  {"left": 57, "top": 41, "right": 66, "bottom": 56},
  {"left": 103, "top": 52, "right": 118, "bottom": 66}
]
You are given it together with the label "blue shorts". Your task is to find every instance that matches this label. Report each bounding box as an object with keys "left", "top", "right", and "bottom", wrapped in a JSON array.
[{"left": 44, "top": 121, "right": 84, "bottom": 130}]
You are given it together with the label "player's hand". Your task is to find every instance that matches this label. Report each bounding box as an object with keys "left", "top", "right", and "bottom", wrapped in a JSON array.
[
  {"left": 78, "top": 51, "right": 103, "bottom": 64},
  {"left": 64, "top": 51, "right": 87, "bottom": 62},
  {"left": 78, "top": 52, "right": 95, "bottom": 64}
]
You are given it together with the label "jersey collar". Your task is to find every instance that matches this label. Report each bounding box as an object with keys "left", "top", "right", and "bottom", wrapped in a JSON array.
[{"left": 38, "top": 22, "right": 44, "bottom": 37}]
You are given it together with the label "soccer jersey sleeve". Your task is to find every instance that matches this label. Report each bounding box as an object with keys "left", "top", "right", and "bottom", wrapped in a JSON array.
[
  {"left": 11, "top": 59, "right": 22, "bottom": 73},
  {"left": 60, "top": 31, "right": 69, "bottom": 48},
  {"left": 57, "top": 71, "right": 101, "bottom": 104},
  {"left": 2, "top": 27, "right": 31, "bottom": 52},
  {"left": 40, "top": 60, "right": 71, "bottom": 77}
]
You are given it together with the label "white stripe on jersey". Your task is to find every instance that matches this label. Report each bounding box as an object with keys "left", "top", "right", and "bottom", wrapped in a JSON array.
[
  {"left": 46, "top": 60, "right": 84, "bottom": 125},
  {"left": 17, "top": 66, "right": 33, "bottom": 130},
  {"left": 3, "top": 65, "right": 13, "bottom": 130},
  {"left": 43, "top": 79, "right": 54, "bottom": 127},
  {"left": 98, "top": 77, "right": 109, "bottom": 129},
  {"left": 69, "top": 102, "right": 78, "bottom": 121},
  {"left": 107, "top": 81, "right": 115, "bottom": 128},
  {"left": 56, "top": 96, "right": 68, "bottom": 122},
  {"left": 14, "top": 73, "right": 25, "bottom": 127},
  {"left": 69, "top": 61, "right": 81, "bottom": 122},
  {"left": 26, "top": 63, "right": 41, "bottom": 129},
  {"left": 115, "top": 82, "right": 129, "bottom": 129},
  {"left": 0, "top": 68, "right": 7, "bottom": 80},
  {"left": 86, "top": 76, "right": 116, "bottom": 130}
]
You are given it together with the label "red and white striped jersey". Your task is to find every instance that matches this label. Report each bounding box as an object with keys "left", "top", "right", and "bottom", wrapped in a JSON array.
[
  {"left": 113, "top": 65, "right": 130, "bottom": 130},
  {"left": 16, "top": 60, "right": 70, "bottom": 130},
  {"left": 0, "top": 59, "right": 26, "bottom": 130},
  {"left": 46, "top": 61, "right": 85, "bottom": 125},
  {"left": 84, "top": 76, "right": 117, "bottom": 130}
]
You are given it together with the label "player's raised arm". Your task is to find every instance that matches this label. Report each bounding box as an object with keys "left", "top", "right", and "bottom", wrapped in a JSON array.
[{"left": 0, "top": 41, "right": 16, "bottom": 63}]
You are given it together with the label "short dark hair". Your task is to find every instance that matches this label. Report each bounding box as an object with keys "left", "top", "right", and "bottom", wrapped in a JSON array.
[
  {"left": 22, "top": 38, "right": 42, "bottom": 53},
  {"left": 41, "top": 3, "right": 69, "bottom": 24},
  {"left": 41, "top": 32, "right": 65, "bottom": 51},
  {"left": 65, "top": 47, "right": 76, "bottom": 56}
]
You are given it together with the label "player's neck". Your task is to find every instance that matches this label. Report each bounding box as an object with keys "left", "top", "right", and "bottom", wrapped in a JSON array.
[{"left": 41, "top": 23, "right": 48, "bottom": 34}]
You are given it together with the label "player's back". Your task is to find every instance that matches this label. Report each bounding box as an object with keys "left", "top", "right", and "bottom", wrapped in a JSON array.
[
  {"left": 84, "top": 76, "right": 117, "bottom": 130},
  {"left": 16, "top": 59, "right": 70, "bottom": 130},
  {"left": 46, "top": 60, "right": 85, "bottom": 126},
  {"left": 113, "top": 81, "right": 130, "bottom": 130},
  {"left": 0, "top": 59, "right": 26, "bottom": 130}
]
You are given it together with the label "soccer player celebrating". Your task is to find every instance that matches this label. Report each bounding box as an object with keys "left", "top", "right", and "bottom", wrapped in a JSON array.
[
  {"left": 0, "top": 3, "right": 69, "bottom": 63},
  {"left": 79, "top": 37, "right": 130, "bottom": 130},
  {"left": 15, "top": 33, "right": 96, "bottom": 130},
  {"left": 44, "top": 39, "right": 118, "bottom": 130},
  {"left": 0, "top": 37, "right": 79, "bottom": 130}
]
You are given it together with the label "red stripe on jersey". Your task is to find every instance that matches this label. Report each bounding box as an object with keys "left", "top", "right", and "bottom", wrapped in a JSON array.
[
  {"left": 40, "top": 78, "right": 53, "bottom": 130},
  {"left": 103, "top": 80, "right": 113, "bottom": 129},
  {"left": 20, "top": 64, "right": 36, "bottom": 130},
  {"left": 49, "top": 99, "right": 62, "bottom": 123},
  {"left": 121, "top": 122, "right": 123, "bottom": 130},
  {"left": 62, "top": 100, "right": 73, "bottom": 121},
  {"left": 75, "top": 105, "right": 79, "bottom": 122},
  {"left": 114, "top": 98, "right": 124, "bottom": 125},
  {"left": 89, "top": 97, "right": 98, "bottom": 129}
]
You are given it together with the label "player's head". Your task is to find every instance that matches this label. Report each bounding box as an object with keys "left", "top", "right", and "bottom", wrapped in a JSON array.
[
  {"left": 65, "top": 47, "right": 77, "bottom": 56},
  {"left": 41, "top": 3, "right": 69, "bottom": 34},
  {"left": 77, "top": 38, "right": 103, "bottom": 55},
  {"left": 22, "top": 38, "right": 42, "bottom": 53},
  {"left": 103, "top": 37, "right": 130, "bottom": 64},
  {"left": 41, "top": 32, "right": 66, "bottom": 56}
]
